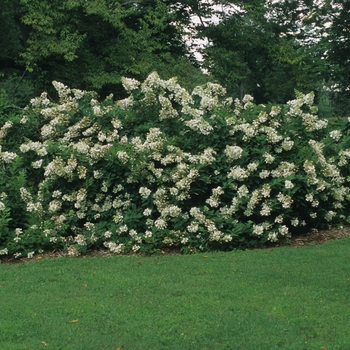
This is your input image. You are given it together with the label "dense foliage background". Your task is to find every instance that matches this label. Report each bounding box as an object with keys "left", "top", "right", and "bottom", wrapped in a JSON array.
[{"left": 1, "top": 0, "right": 350, "bottom": 114}]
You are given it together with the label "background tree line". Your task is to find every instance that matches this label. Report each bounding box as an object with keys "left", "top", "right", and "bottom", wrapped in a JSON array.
[{"left": 0, "top": 0, "right": 349, "bottom": 116}]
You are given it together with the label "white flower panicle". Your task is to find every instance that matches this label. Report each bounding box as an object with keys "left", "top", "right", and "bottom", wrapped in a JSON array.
[
  {"left": 281, "top": 137, "right": 294, "bottom": 151},
  {"left": 225, "top": 146, "right": 243, "bottom": 161},
  {"left": 227, "top": 166, "right": 249, "bottom": 181},
  {"left": 206, "top": 186, "right": 224, "bottom": 208},
  {"left": 277, "top": 192, "right": 293, "bottom": 208},
  {"left": 122, "top": 77, "right": 140, "bottom": 92},
  {"left": 263, "top": 153, "right": 275, "bottom": 164},
  {"left": 0, "top": 148, "right": 17, "bottom": 163},
  {"left": 329, "top": 129, "right": 342, "bottom": 141},
  {"left": 139, "top": 187, "right": 152, "bottom": 199},
  {"left": 271, "top": 162, "right": 297, "bottom": 178}
]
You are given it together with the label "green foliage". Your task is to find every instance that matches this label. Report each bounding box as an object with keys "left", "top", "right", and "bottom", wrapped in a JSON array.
[
  {"left": 0, "top": 0, "right": 23, "bottom": 62},
  {"left": 1, "top": 0, "right": 349, "bottom": 111},
  {"left": 0, "top": 0, "right": 209, "bottom": 105},
  {"left": 9, "top": 0, "right": 202, "bottom": 97},
  {"left": 0, "top": 91, "right": 29, "bottom": 251},
  {"left": 327, "top": 1, "right": 350, "bottom": 89},
  {"left": 0, "top": 73, "right": 349, "bottom": 259},
  {"left": 199, "top": 1, "right": 333, "bottom": 104}
]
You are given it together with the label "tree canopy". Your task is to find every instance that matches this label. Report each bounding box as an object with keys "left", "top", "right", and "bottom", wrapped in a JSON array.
[
  {"left": 0, "top": 0, "right": 206, "bottom": 100},
  {"left": 1, "top": 0, "right": 350, "bottom": 114}
]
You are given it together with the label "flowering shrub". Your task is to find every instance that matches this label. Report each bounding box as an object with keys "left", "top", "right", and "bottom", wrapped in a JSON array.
[{"left": 0, "top": 73, "right": 350, "bottom": 259}]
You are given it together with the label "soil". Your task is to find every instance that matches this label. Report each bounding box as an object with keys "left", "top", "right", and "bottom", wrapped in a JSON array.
[
  {"left": 281, "top": 225, "right": 350, "bottom": 247},
  {"left": 1, "top": 226, "right": 350, "bottom": 265}
]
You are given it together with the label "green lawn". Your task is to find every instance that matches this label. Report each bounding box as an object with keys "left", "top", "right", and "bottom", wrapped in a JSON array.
[{"left": 1, "top": 238, "right": 350, "bottom": 350}]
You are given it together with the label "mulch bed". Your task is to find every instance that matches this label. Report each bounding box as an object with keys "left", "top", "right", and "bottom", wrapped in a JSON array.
[
  {"left": 1, "top": 226, "right": 350, "bottom": 264},
  {"left": 283, "top": 225, "right": 350, "bottom": 247}
]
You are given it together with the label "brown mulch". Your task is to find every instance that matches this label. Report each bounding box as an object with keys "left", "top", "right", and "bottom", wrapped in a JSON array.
[
  {"left": 1, "top": 226, "right": 350, "bottom": 265},
  {"left": 282, "top": 225, "right": 350, "bottom": 247}
]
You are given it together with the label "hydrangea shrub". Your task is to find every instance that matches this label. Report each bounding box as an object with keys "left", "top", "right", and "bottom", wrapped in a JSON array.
[{"left": 0, "top": 73, "right": 350, "bottom": 259}]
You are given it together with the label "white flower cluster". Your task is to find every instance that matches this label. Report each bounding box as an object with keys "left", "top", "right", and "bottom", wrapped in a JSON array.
[
  {"left": 184, "top": 114, "right": 213, "bottom": 135},
  {"left": 206, "top": 186, "right": 224, "bottom": 208},
  {"left": 44, "top": 157, "right": 77, "bottom": 180},
  {"left": 230, "top": 123, "right": 257, "bottom": 141},
  {"left": 277, "top": 192, "right": 293, "bottom": 208},
  {"left": 245, "top": 189, "right": 262, "bottom": 216},
  {"left": 192, "top": 83, "right": 226, "bottom": 111},
  {"left": 0, "top": 146, "right": 17, "bottom": 163},
  {"left": 20, "top": 141, "right": 48, "bottom": 156},
  {"left": 227, "top": 166, "right": 249, "bottom": 181},
  {"left": 338, "top": 149, "right": 350, "bottom": 167},
  {"left": 242, "top": 94, "right": 254, "bottom": 109},
  {"left": 0, "top": 121, "right": 13, "bottom": 139},
  {"left": 260, "top": 126, "right": 283, "bottom": 144},
  {"left": 329, "top": 130, "right": 342, "bottom": 141},
  {"left": 121, "top": 77, "right": 140, "bottom": 92},
  {"left": 225, "top": 146, "right": 243, "bottom": 161},
  {"left": 281, "top": 137, "right": 294, "bottom": 151},
  {"left": 271, "top": 162, "right": 297, "bottom": 178}
]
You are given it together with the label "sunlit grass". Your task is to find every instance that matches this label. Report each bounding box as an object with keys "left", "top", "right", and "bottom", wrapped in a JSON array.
[{"left": 1, "top": 238, "right": 350, "bottom": 349}]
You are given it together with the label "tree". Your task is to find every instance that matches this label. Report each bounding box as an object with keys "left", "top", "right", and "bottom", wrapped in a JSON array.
[
  {"left": 194, "top": 0, "right": 335, "bottom": 105},
  {"left": 0, "top": 0, "right": 35, "bottom": 105},
  {"left": 196, "top": 1, "right": 300, "bottom": 103},
  {"left": 325, "top": 0, "right": 350, "bottom": 115},
  {"left": 0, "top": 0, "right": 207, "bottom": 101},
  {"left": 264, "top": 0, "right": 350, "bottom": 115}
]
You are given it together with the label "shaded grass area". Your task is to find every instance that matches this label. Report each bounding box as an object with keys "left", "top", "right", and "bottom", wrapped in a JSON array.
[{"left": 1, "top": 239, "right": 350, "bottom": 350}]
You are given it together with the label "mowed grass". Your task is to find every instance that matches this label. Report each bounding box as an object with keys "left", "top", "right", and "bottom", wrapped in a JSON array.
[{"left": 1, "top": 239, "right": 350, "bottom": 350}]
